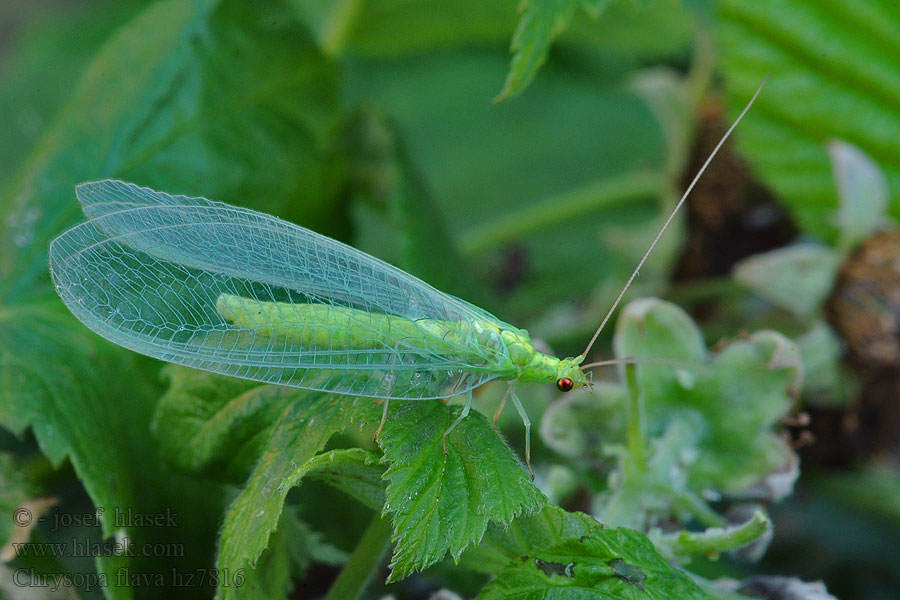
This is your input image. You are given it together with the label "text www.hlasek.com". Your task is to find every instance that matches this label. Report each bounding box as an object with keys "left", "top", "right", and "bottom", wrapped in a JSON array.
[{"left": 11, "top": 537, "right": 183, "bottom": 558}]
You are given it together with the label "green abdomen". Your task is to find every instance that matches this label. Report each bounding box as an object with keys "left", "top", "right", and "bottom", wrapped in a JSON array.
[
  {"left": 215, "top": 293, "right": 559, "bottom": 382},
  {"left": 216, "top": 294, "right": 511, "bottom": 370}
]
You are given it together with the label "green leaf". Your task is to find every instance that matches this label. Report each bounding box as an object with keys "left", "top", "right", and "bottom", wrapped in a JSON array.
[
  {"left": 155, "top": 367, "right": 376, "bottom": 598},
  {"left": 461, "top": 504, "right": 599, "bottom": 574},
  {"left": 718, "top": 0, "right": 900, "bottom": 239},
  {"left": 496, "top": 0, "right": 581, "bottom": 102},
  {"left": 0, "top": 305, "right": 226, "bottom": 600},
  {"left": 732, "top": 243, "right": 842, "bottom": 317},
  {"left": 215, "top": 394, "right": 364, "bottom": 599},
  {"left": 294, "top": 0, "right": 519, "bottom": 57},
  {"left": 472, "top": 506, "right": 711, "bottom": 599},
  {"left": 160, "top": 366, "right": 545, "bottom": 588},
  {"left": 1, "top": 0, "right": 344, "bottom": 304},
  {"left": 153, "top": 366, "right": 301, "bottom": 483},
  {"left": 0, "top": 0, "right": 145, "bottom": 181},
  {"left": 155, "top": 370, "right": 386, "bottom": 511},
  {"left": 379, "top": 400, "right": 546, "bottom": 581},
  {"left": 344, "top": 108, "right": 484, "bottom": 305},
  {"left": 299, "top": 448, "right": 386, "bottom": 512}
]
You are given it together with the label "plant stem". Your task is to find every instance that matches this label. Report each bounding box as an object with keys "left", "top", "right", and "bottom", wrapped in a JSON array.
[
  {"left": 672, "top": 489, "right": 727, "bottom": 529},
  {"left": 659, "top": 510, "right": 770, "bottom": 558},
  {"left": 667, "top": 277, "right": 748, "bottom": 304},
  {"left": 459, "top": 170, "right": 663, "bottom": 255},
  {"left": 324, "top": 513, "right": 393, "bottom": 600},
  {"left": 623, "top": 363, "right": 647, "bottom": 474}
]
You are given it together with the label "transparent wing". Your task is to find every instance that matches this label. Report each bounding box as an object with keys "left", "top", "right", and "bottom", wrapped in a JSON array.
[{"left": 49, "top": 180, "right": 513, "bottom": 399}]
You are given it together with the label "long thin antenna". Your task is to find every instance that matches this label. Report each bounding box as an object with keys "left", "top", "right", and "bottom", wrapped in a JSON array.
[
  {"left": 581, "top": 75, "right": 770, "bottom": 359},
  {"left": 581, "top": 357, "right": 713, "bottom": 375}
]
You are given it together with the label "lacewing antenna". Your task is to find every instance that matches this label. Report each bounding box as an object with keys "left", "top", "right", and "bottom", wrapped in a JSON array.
[
  {"left": 579, "top": 357, "right": 717, "bottom": 389},
  {"left": 580, "top": 357, "right": 710, "bottom": 373},
  {"left": 580, "top": 75, "right": 770, "bottom": 360}
]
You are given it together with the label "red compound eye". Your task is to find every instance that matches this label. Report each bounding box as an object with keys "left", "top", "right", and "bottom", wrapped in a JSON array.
[{"left": 556, "top": 377, "right": 574, "bottom": 392}]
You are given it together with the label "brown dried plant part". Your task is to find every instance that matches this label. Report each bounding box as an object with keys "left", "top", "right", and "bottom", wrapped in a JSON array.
[
  {"left": 809, "top": 230, "right": 900, "bottom": 466},
  {"left": 826, "top": 230, "right": 900, "bottom": 368},
  {"left": 674, "top": 99, "right": 795, "bottom": 282}
]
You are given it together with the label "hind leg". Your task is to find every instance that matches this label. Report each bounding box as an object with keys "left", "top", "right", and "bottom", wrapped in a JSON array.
[
  {"left": 442, "top": 390, "right": 472, "bottom": 455},
  {"left": 493, "top": 384, "right": 513, "bottom": 425},
  {"left": 509, "top": 390, "right": 534, "bottom": 480},
  {"left": 373, "top": 357, "right": 401, "bottom": 443},
  {"left": 373, "top": 399, "right": 390, "bottom": 442}
]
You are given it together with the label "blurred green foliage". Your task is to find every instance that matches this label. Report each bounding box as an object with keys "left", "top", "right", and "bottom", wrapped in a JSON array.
[
  {"left": 719, "top": 0, "right": 900, "bottom": 240},
  {"left": 1, "top": 0, "right": 899, "bottom": 599}
]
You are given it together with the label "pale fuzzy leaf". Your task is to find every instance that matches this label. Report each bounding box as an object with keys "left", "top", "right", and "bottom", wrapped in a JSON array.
[
  {"left": 828, "top": 139, "right": 891, "bottom": 250},
  {"left": 733, "top": 244, "right": 841, "bottom": 317},
  {"left": 614, "top": 299, "right": 803, "bottom": 497}
]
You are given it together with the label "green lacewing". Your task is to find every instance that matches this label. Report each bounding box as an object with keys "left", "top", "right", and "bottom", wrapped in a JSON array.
[{"left": 49, "top": 80, "right": 766, "bottom": 472}]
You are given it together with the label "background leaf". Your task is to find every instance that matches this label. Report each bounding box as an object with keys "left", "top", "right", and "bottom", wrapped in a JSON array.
[
  {"left": 342, "top": 108, "right": 483, "bottom": 304},
  {"left": 828, "top": 139, "right": 892, "bottom": 250},
  {"left": 542, "top": 299, "right": 803, "bottom": 533},
  {"left": 733, "top": 244, "right": 841, "bottom": 317},
  {"left": 216, "top": 394, "right": 364, "bottom": 600},
  {"left": 1, "top": 0, "right": 345, "bottom": 304},
  {"left": 496, "top": 0, "right": 581, "bottom": 102},
  {"left": 295, "top": 0, "right": 518, "bottom": 57},
  {"left": 718, "top": 0, "right": 900, "bottom": 239},
  {"left": 0, "top": 0, "right": 144, "bottom": 179},
  {"left": 345, "top": 54, "right": 673, "bottom": 327},
  {"left": 0, "top": 305, "right": 224, "bottom": 600}
]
